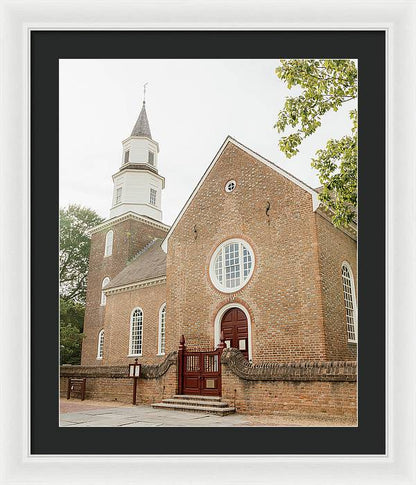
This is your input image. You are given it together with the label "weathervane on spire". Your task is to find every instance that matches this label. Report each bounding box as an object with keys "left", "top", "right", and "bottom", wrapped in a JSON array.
[{"left": 143, "top": 82, "right": 148, "bottom": 104}]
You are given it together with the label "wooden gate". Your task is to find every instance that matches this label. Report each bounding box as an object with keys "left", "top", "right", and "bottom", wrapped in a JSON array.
[{"left": 177, "top": 335, "right": 226, "bottom": 396}]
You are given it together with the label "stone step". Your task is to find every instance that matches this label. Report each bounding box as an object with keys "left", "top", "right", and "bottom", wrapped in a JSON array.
[
  {"left": 162, "top": 398, "right": 228, "bottom": 408},
  {"left": 151, "top": 402, "right": 236, "bottom": 416},
  {"left": 173, "top": 394, "right": 222, "bottom": 401}
]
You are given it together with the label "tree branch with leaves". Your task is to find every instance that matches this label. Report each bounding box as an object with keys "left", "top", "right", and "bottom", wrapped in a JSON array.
[{"left": 275, "top": 59, "right": 357, "bottom": 227}]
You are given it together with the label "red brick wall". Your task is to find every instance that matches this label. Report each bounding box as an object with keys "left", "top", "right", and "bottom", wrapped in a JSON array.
[
  {"left": 221, "top": 366, "right": 357, "bottom": 417},
  {"left": 103, "top": 283, "right": 167, "bottom": 365},
  {"left": 315, "top": 212, "right": 358, "bottom": 360},
  {"left": 166, "top": 142, "right": 327, "bottom": 363},
  {"left": 60, "top": 364, "right": 177, "bottom": 405},
  {"left": 81, "top": 217, "right": 168, "bottom": 365}
]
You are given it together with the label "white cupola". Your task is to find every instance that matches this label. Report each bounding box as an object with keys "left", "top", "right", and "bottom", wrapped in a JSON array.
[{"left": 109, "top": 99, "right": 165, "bottom": 221}]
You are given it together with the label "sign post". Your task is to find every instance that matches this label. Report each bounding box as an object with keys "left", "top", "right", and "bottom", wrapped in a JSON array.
[{"left": 128, "top": 358, "right": 141, "bottom": 405}]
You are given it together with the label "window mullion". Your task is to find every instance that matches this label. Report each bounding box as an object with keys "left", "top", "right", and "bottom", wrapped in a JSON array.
[
  {"left": 238, "top": 242, "right": 243, "bottom": 284},
  {"left": 222, "top": 248, "right": 225, "bottom": 285}
]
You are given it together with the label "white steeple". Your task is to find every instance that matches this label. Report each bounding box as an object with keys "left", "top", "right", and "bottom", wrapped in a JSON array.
[{"left": 109, "top": 94, "right": 165, "bottom": 221}]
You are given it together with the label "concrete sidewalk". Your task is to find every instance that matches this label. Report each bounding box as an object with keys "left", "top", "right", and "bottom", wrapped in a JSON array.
[
  {"left": 60, "top": 399, "right": 356, "bottom": 427},
  {"left": 60, "top": 400, "right": 247, "bottom": 427}
]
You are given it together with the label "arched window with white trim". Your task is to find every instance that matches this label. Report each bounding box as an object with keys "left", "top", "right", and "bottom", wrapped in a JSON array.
[
  {"left": 129, "top": 308, "right": 143, "bottom": 356},
  {"left": 101, "top": 277, "right": 110, "bottom": 306},
  {"left": 158, "top": 303, "right": 166, "bottom": 355},
  {"left": 97, "top": 329, "right": 104, "bottom": 359},
  {"left": 341, "top": 262, "right": 358, "bottom": 343},
  {"left": 104, "top": 230, "right": 113, "bottom": 256}
]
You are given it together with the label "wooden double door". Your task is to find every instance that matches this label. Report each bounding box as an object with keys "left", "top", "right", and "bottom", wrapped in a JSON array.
[{"left": 221, "top": 308, "right": 249, "bottom": 360}]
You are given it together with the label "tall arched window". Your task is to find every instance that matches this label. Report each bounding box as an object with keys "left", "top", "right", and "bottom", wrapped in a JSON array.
[
  {"left": 341, "top": 262, "right": 358, "bottom": 343},
  {"left": 104, "top": 230, "right": 113, "bottom": 256},
  {"left": 129, "top": 308, "right": 143, "bottom": 356},
  {"left": 158, "top": 303, "right": 166, "bottom": 355},
  {"left": 97, "top": 329, "right": 104, "bottom": 359},
  {"left": 101, "top": 277, "right": 110, "bottom": 306}
]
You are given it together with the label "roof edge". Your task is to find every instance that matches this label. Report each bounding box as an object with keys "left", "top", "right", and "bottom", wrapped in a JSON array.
[
  {"left": 161, "top": 136, "right": 320, "bottom": 252},
  {"left": 104, "top": 276, "right": 167, "bottom": 295},
  {"left": 87, "top": 211, "right": 170, "bottom": 236}
]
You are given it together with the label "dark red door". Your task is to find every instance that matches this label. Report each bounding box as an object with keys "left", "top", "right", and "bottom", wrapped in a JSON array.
[{"left": 221, "top": 308, "right": 249, "bottom": 359}]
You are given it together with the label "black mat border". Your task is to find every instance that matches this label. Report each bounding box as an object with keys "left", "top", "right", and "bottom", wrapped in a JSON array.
[{"left": 31, "top": 30, "right": 385, "bottom": 455}]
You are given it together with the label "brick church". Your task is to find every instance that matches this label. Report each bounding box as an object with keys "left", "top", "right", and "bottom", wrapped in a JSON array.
[{"left": 70, "top": 99, "right": 358, "bottom": 417}]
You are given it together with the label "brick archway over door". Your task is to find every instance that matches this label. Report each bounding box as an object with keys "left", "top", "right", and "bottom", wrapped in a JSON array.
[{"left": 221, "top": 308, "right": 249, "bottom": 359}]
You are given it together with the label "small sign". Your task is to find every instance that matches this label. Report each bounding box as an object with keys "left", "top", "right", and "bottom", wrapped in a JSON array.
[
  {"left": 205, "top": 379, "right": 215, "bottom": 389},
  {"left": 128, "top": 362, "right": 141, "bottom": 378},
  {"left": 239, "top": 339, "right": 247, "bottom": 351},
  {"left": 225, "top": 340, "right": 231, "bottom": 348}
]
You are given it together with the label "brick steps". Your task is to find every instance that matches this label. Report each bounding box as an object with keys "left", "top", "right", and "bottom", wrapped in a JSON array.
[
  {"left": 173, "top": 394, "right": 222, "bottom": 401},
  {"left": 152, "top": 395, "right": 236, "bottom": 416},
  {"left": 162, "top": 398, "right": 229, "bottom": 408}
]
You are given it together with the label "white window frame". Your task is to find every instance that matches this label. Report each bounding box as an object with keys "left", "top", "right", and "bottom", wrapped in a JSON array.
[
  {"left": 149, "top": 187, "right": 157, "bottom": 206},
  {"left": 100, "top": 277, "right": 110, "bottom": 306},
  {"left": 341, "top": 261, "right": 358, "bottom": 343},
  {"left": 128, "top": 307, "right": 143, "bottom": 356},
  {"left": 158, "top": 303, "right": 166, "bottom": 355},
  {"left": 115, "top": 187, "right": 122, "bottom": 204},
  {"left": 96, "top": 329, "right": 104, "bottom": 360},
  {"left": 148, "top": 151, "right": 155, "bottom": 165},
  {"left": 209, "top": 238, "right": 255, "bottom": 293},
  {"left": 104, "top": 230, "right": 113, "bottom": 257}
]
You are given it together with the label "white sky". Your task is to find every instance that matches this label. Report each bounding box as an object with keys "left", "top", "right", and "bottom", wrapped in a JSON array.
[{"left": 60, "top": 59, "right": 356, "bottom": 226}]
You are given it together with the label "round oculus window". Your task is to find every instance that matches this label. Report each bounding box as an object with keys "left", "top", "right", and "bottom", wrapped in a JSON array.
[
  {"left": 225, "top": 180, "right": 236, "bottom": 192},
  {"left": 209, "top": 239, "right": 254, "bottom": 292}
]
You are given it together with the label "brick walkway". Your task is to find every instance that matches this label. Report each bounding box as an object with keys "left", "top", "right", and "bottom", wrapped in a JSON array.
[{"left": 60, "top": 399, "right": 356, "bottom": 427}]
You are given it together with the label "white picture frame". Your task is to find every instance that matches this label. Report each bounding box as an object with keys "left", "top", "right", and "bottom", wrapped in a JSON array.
[{"left": 1, "top": 1, "right": 415, "bottom": 484}]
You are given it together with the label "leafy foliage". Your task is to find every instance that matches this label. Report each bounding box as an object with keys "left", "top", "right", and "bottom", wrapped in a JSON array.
[
  {"left": 275, "top": 59, "right": 357, "bottom": 227},
  {"left": 60, "top": 323, "right": 84, "bottom": 365},
  {"left": 60, "top": 296, "right": 85, "bottom": 332},
  {"left": 60, "top": 296, "right": 85, "bottom": 365},
  {"left": 59, "top": 205, "right": 103, "bottom": 364},
  {"left": 60, "top": 204, "right": 104, "bottom": 303}
]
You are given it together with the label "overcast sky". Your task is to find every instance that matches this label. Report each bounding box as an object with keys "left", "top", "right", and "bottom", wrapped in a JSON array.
[{"left": 59, "top": 59, "right": 356, "bottom": 226}]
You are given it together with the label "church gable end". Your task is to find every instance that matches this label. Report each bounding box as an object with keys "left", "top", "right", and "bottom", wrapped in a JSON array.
[{"left": 165, "top": 139, "right": 327, "bottom": 362}]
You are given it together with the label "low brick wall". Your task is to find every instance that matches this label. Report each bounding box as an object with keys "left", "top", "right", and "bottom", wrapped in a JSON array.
[
  {"left": 61, "top": 349, "right": 357, "bottom": 418},
  {"left": 221, "top": 349, "right": 357, "bottom": 417},
  {"left": 60, "top": 352, "right": 177, "bottom": 405}
]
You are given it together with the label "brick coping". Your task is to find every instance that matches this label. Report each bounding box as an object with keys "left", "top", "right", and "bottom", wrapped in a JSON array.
[{"left": 221, "top": 348, "right": 357, "bottom": 382}]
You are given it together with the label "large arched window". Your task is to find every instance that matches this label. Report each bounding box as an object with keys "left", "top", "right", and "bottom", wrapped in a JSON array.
[
  {"left": 209, "top": 239, "right": 254, "bottom": 293},
  {"left": 158, "top": 303, "right": 166, "bottom": 355},
  {"left": 129, "top": 308, "right": 143, "bottom": 356},
  {"left": 341, "top": 262, "right": 358, "bottom": 343},
  {"left": 101, "top": 277, "right": 110, "bottom": 306},
  {"left": 104, "top": 230, "right": 114, "bottom": 257},
  {"left": 97, "top": 329, "right": 104, "bottom": 359}
]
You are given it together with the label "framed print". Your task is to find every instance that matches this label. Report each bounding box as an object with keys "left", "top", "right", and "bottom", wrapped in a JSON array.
[
  {"left": 35, "top": 30, "right": 381, "bottom": 454},
  {"left": 1, "top": 1, "right": 415, "bottom": 484}
]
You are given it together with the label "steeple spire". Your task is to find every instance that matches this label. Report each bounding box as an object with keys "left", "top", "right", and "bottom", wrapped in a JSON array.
[
  {"left": 110, "top": 84, "right": 164, "bottom": 221},
  {"left": 131, "top": 83, "right": 152, "bottom": 139}
]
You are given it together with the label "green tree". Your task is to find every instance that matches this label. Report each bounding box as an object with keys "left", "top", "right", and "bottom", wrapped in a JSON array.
[
  {"left": 60, "top": 321, "right": 84, "bottom": 365},
  {"left": 59, "top": 204, "right": 104, "bottom": 364},
  {"left": 275, "top": 59, "right": 357, "bottom": 227},
  {"left": 60, "top": 204, "right": 104, "bottom": 303}
]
